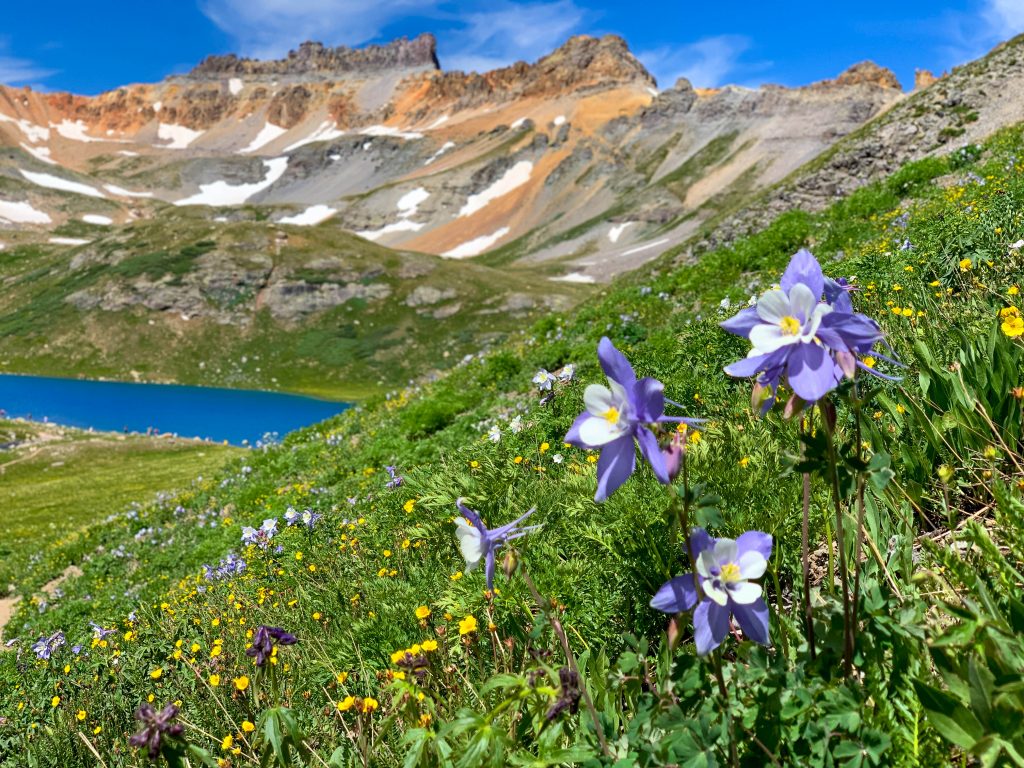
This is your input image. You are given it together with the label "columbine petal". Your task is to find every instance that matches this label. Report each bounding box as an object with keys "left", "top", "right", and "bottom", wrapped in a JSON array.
[
  {"left": 755, "top": 289, "right": 791, "bottom": 323},
  {"left": 694, "top": 600, "right": 730, "bottom": 656},
  {"left": 749, "top": 324, "right": 799, "bottom": 354},
  {"left": 687, "top": 528, "right": 715, "bottom": 561},
  {"left": 484, "top": 549, "right": 496, "bottom": 591},
  {"left": 597, "top": 336, "right": 636, "bottom": 388},
  {"left": 631, "top": 377, "right": 666, "bottom": 423},
  {"left": 737, "top": 551, "right": 768, "bottom": 580},
  {"left": 594, "top": 435, "right": 636, "bottom": 502},
  {"left": 788, "top": 282, "right": 818, "bottom": 323},
  {"left": 578, "top": 416, "right": 627, "bottom": 446},
  {"left": 583, "top": 383, "right": 617, "bottom": 416},
  {"left": 786, "top": 342, "right": 840, "bottom": 402},
  {"left": 635, "top": 426, "right": 668, "bottom": 484},
  {"left": 735, "top": 531, "right": 773, "bottom": 561},
  {"left": 781, "top": 248, "right": 824, "bottom": 299},
  {"left": 712, "top": 538, "right": 738, "bottom": 565},
  {"left": 564, "top": 412, "right": 590, "bottom": 447},
  {"left": 728, "top": 581, "right": 763, "bottom": 605},
  {"left": 731, "top": 597, "right": 770, "bottom": 645},
  {"left": 696, "top": 549, "right": 718, "bottom": 578},
  {"left": 650, "top": 575, "right": 699, "bottom": 613},
  {"left": 720, "top": 307, "right": 761, "bottom": 337},
  {"left": 703, "top": 580, "right": 729, "bottom": 606}
]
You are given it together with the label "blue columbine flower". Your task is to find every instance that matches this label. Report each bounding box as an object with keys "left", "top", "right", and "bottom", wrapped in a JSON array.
[
  {"left": 31, "top": 630, "right": 65, "bottom": 660},
  {"left": 454, "top": 500, "right": 540, "bottom": 590},
  {"left": 565, "top": 337, "right": 701, "bottom": 501},
  {"left": 533, "top": 369, "right": 555, "bottom": 391},
  {"left": 721, "top": 249, "right": 892, "bottom": 411},
  {"left": 651, "top": 528, "right": 772, "bottom": 655}
]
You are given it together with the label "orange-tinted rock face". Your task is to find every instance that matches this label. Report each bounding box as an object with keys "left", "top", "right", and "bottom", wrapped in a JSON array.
[
  {"left": 831, "top": 61, "right": 903, "bottom": 90},
  {"left": 914, "top": 69, "right": 939, "bottom": 90}
]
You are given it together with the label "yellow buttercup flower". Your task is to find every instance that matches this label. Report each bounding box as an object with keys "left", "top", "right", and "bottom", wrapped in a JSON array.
[
  {"left": 415, "top": 606, "right": 431, "bottom": 620},
  {"left": 241, "top": 721, "right": 255, "bottom": 733},
  {"left": 361, "top": 697, "right": 379, "bottom": 714},
  {"left": 221, "top": 734, "right": 234, "bottom": 751},
  {"left": 458, "top": 615, "right": 478, "bottom": 635},
  {"left": 337, "top": 696, "right": 355, "bottom": 712},
  {"left": 150, "top": 668, "right": 163, "bottom": 680},
  {"left": 234, "top": 675, "right": 250, "bottom": 692}
]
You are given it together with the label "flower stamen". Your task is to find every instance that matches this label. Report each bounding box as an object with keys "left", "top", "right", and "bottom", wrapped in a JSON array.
[{"left": 779, "top": 316, "right": 801, "bottom": 335}]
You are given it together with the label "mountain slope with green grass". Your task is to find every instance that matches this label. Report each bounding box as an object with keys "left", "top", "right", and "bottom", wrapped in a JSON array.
[{"left": 0, "top": 120, "right": 1021, "bottom": 766}]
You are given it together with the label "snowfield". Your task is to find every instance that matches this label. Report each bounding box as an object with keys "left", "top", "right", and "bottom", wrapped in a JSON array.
[
  {"left": 284, "top": 121, "right": 344, "bottom": 152},
  {"left": 82, "top": 214, "right": 113, "bottom": 225},
  {"left": 104, "top": 184, "right": 154, "bottom": 198},
  {"left": 458, "top": 161, "right": 533, "bottom": 218},
  {"left": 20, "top": 169, "right": 105, "bottom": 198},
  {"left": 279, "top": 205, "right": 337, "bottom": 226},
  {"left": 356, "top": 188, "right": 430, "bottom": 240},
  {"left": 442, "top": 226, "right": 510, "bottom": 258},
  {"left": 0, "top": 112, "right": 50, "bottom": 143},
  {"left": 0, "top": 199, "right": 52, "bottom": 224},
  {"left": 174, "top": 158, "right": 289, "bottom": 206},
  {"left": 608, "top": 222, "right": 632, "bottom": 243},
  {"left": 241, "top": 123, "right": 288, "bottom": 154},
  {"left": 157, "top": 123, "right": 204, "bottom": 150}
]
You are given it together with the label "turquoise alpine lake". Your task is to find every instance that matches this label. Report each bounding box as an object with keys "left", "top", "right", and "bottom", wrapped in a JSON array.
[{"left": 0, "top": 374, "right": 350, "bottom": 445}]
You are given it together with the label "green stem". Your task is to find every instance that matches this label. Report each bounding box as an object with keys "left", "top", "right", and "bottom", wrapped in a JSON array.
[
  {"left": 820, "top": 403, "right": 854, "bottom": 676},
  {"left": 521, "top": 567, "right": 610, "bottom": 758},
  {"left": 712, "top": 649, "right": 738, "bottom": 768},
  {"left": 800, "top": 419, "right": 817, "bottom": 661}
]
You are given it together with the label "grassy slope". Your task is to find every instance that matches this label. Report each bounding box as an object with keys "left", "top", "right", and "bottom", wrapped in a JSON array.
[
  {"left": 0, "top": 119, "right": 1020, "bottom": 764},
  {"left": 0, "top": 420, "right": 242, "bottom": 590},
  {"left": 0, "top": 209, "right": 588, "bottom": 399}
]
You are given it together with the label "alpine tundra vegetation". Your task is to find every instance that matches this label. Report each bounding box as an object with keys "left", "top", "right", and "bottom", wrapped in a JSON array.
[
  {"left": 1, "top": 21, "right": 1024, "bottom": 768},
  {"left": 1, "top": 119, "right": 1022, "bottom": 766}
]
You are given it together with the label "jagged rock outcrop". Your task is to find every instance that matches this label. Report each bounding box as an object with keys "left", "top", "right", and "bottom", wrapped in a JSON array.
[
  {"left": 915, "top": 69, "right": 939, "bottom": 90},
  {"left": 187, "top": 35, "right": 441, "bottom": 80},
  {"left": 829, "top": 61, "right": 902, "bottom": 90}
]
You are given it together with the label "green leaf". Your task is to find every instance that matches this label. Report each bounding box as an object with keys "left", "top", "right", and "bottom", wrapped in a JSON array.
[{"left": 913, "top": 680, "right": 985, "bottom": 750}]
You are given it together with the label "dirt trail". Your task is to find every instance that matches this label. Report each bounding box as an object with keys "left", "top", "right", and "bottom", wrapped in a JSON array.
[{"left": 0, "top": 564, "right": 83, "bottom": 642}]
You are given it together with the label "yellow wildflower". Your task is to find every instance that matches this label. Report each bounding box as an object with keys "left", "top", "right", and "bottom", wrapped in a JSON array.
[
  {"left": 234, "top": 676, "right": 250, "bottom": 692},
  {"left": 459, "top": 615, "right": 478, "bottom": 635},
  {"left": 415, "top": 606, "right": 431, "bottom": 620}
]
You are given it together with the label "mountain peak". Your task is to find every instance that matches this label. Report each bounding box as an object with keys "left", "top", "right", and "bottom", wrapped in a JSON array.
[
  {"left": 831, "top": 60, "right": 902, "bottom": 90},
  {"left": 186, "top": 33, "right": 440, "bottom": 81}
]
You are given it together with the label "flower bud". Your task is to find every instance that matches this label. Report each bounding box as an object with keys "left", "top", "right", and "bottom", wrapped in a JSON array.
[
  {"left": 502, "top": 551, "right": 519, "bottom": 580},
  {"left": 661, "top": 443, "right": 684, "bottom": 483},
  {"left": 937, "top": 465, "right": 954, "bottom": 484}
]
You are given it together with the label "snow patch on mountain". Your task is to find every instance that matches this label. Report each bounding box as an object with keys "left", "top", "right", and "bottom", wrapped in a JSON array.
[
  {"left": 20, "top": 169, "right": 105, "bottom": 198},
  {"left": 157, "top": 123, "right": 204, "bottom": 149},
  {"left": 284, "top": 121, "right": 344, "bottom": 152},
  {"left": 279, "top": 205, "right": 337, "bottom": 226},
  {"left": 241, "top": 123, "right": 288, "bottom": 153},
  {"left": 0, "top": 199, "right": 52, "bottom": 224},
  {"left": 442, "top": 226, "right": 510, "bottom": 258},
  {"left": 458, "top": 161, "right": 533, "bottom": 218},
  {"left": 174, "top": 158, "right": 289, "bottom": 206}
]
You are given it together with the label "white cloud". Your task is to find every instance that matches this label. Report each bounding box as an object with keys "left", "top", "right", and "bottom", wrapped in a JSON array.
[
  {"left": 199, "top": 0, "right": 429, "bottom": 59},
  {"left": 199, "top": 0, "right": 587, "bottom": 72},
  {"left": 984, "top": 0, "right": 1024, "bottom": 32},
  {"left": 442, "top": 1, "right": 585, "bottom": 73},
  {"left": 638, "top": 35, "right": 767, "bottom": 89},
  {"left": 0, "top": 40, "right": 55, "bottom": 86}
]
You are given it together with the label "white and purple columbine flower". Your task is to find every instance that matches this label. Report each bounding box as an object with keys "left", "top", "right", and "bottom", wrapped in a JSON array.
[
  {"left": 454, "top": 500, "right": 541, "bottom": 590},
  {"left": 241, "top": 518, "right": 278, "bottom": 549},
  {"left": 565, "top": 337, "right": 701, "bottom": 501},
  {"left": 31, "top": 630, "right": 65, "bottom": 661},
  {"left": 533, "top": 369, "right": 555, "bottom": 391},
  {"left": 384, "top": 465, "right": 403, "bottom": 489},
  {"left": 651, "top": 528, "right": 772, "bottom": 655},
  {"left": 721, "top": 249, "right": 891, "bottom": 412}
]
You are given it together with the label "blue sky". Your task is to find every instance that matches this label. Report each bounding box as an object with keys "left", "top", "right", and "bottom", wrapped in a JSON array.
[{"left": 1, "top": 1, "right": 1021, "bottom": 95}]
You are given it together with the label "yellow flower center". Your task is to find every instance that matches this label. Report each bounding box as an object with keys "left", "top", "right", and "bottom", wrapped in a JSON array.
[
  {"left": 719, "top": 563, "right": 742, "bottom": 582},
  {"left": 602, "top": 406, "right": 620, "bottom": 425},
  {"left": 779, "top": 316, "right": 801, "bottom": 336}
]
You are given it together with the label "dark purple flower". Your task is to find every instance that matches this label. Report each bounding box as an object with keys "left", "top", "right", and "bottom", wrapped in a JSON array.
[
  {"left": 651, "top": 528, "right": 772, "bottom": 655},
  {"left": 565, "top": 337, "right": 701, "bottom": 501},
  {"left": 245, "top": 625, "right": 297, "bottom": 667},
  {"left": 455, "top": 500, "right": 540, "bottom": 590},
  {"left": 129, "top": 703, "right": 184, "bottom": 760},
  {"left": 721, "top": 249, "right": 891, "bottom": 412}
]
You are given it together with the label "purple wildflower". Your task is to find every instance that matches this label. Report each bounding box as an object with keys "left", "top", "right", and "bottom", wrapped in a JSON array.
[
  {"left": 565, "top": 337, "right": 702, "bottom": 501},
  {"left": 284, "top": 507, "right": 300, "bottom": 526},
  {"left": 651, "top": 528, "right": 772, "bottom": 655},
  {"left": 721, "top": 249, "right": 891, "bottom": 412},
  {"left": 455, "top": 500, "right": 541, "bottom": 590},
  {"left": 31, "top": 630, "right": 65, "bottom": 660},
  {"left": 245, "top": 625, "right": 297, "bottom": 667},
  {"left": 384, "top": 465, "right": 403, "bottom": 489},
  {"left": 129, "top": 703, "right": 184, "bottom": 760},
  {"left": 241, "top": 518, "right": 278, "bottom": 549},
  {"left": 301, "top": 509, "right": 322, "bottom": 529}
]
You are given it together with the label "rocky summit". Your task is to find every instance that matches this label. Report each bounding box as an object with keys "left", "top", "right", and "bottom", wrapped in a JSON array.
[{"left": 0, "top": 32, "right": 1023, "bottom": 395}]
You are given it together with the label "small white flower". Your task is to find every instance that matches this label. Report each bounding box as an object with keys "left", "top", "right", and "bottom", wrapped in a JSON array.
[
  {"left": 532, "top": 369, "right": 554, "bottom": 391},
  {"left": 509, "top": 415, "right": 524, "bottom": 434},
  {"left": 557, "top": 364, "right": 575, "bottom": 382},
  {"left": 552, "top": 453, "right": 563, "bottom": 464},
  {"left": 487, "top": 425, "right": 501, "bottom": 443}
]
